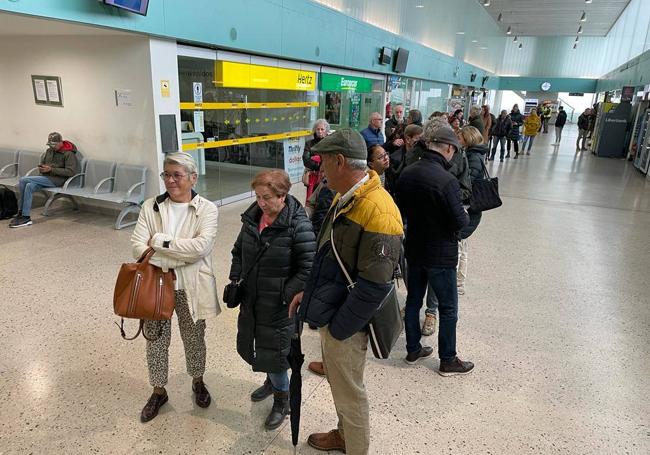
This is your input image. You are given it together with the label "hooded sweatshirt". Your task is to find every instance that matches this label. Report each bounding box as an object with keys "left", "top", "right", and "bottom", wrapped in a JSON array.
[{"left": 40, "top": 140, "right": 78, "bottom": 186}]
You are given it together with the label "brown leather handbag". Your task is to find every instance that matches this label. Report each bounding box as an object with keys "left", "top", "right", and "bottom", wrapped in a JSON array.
[{"left": 113, "top": 248, "right": 176, "bottom": 340}]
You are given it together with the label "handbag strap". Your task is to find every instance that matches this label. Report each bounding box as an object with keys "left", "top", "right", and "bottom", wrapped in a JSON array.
[
  {"left": 238, "top": 229, "right": 283, "bottom": 283},
  {"left": 137, "top": 247, "right": 156, "bottom": 263},
  {"left": 480, "top": 159, "right": 492, "bottom": 179},
  {"left": 330, "top": 206, "right": 356, "bottom": 291}
]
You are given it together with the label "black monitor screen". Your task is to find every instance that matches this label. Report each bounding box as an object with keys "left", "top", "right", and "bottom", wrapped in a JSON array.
[
  {"left": 104, "top": 0, "right": 149, "bottom": 16},
  {"left": 394, "top": 48, "right": 409, "bottom": 73}
]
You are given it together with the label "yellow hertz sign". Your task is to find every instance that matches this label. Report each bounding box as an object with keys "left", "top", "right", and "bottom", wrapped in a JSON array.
[{"left": 215, "top": 61, "right": 316, "bottom": 91}]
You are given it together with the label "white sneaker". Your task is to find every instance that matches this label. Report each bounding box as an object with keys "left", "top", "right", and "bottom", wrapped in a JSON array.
[{"left": 421, "top": 313, "right": 436, "bottom": 336}]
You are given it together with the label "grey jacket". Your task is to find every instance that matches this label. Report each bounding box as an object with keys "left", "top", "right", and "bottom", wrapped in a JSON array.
[{"left": 40, "top": 141, "right": 78, "bottom": 186}]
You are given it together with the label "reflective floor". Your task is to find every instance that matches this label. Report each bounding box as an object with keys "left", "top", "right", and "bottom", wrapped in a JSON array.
[{"left": 1, "top": 124, "right": 649, "bottom": 454}]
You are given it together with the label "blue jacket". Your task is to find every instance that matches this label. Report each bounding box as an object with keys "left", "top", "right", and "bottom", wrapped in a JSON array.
[
  {"left": 395, "top": 151, "right": 469, "bottom": 268},
  {"left": 360, "top": 126, "right": 385, "bottom": 147}
]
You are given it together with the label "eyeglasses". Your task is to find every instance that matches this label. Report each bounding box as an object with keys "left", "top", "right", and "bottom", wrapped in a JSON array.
[{"left": 159, "top": 172, "right": 192, "bottom": 181}]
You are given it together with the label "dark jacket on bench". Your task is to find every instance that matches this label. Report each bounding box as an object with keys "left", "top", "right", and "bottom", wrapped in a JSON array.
[{"left": 41, "top": 140, "right": 78, "bottom": 186}]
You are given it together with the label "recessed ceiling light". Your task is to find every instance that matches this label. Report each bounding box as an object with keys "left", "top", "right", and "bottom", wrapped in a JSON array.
[
  {"left": 575, "top": 36, "right": 580, "bottom": 42},
  {"left": 514, "top": 35, "right": 518, "bottom": 42},
  {"left": 457, "top": 31, "right": 465, "bottom": 35},
  {"left": 497, "top": 13, "right": 503, "bottom": 21},
  {"left": 580, "top": 11, "right": 586, "bottom": 22},
  {"left": 506, "top": 26, "right": 512, "bottom": 35},
  {"left": 480, "top": 46, "right": 488, "bottom": 50},
  {"left": 577, "top": 25, "right": 583, "bottom": 34},
  {"left": 573, "top": 43, "right": 578, "bottom": 49},
  {"left": 472, "top": 39, "right": 479, "bottom": 43},
  {"left": 415, "top": 4, "right": 424, "bottom": 8},
  {"left": 482, "top": 0, "right": 491, "bottom": 6},
  {"left": 518, "top": 43, "right": 523, "bottom": 49},
  {"left": 585, "top": 0, "right": 592, "bottom": 3}
]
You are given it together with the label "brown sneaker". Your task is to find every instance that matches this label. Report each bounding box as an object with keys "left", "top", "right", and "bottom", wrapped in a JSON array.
[
  {"left": 421, "top": 313, "right": 436, "bottom": 336},
  {"left": 308, "top": 361, "right": 325, "bottom": 376},
  {"left": 308, "top": 429, "right": 346, "bottom": 453}
]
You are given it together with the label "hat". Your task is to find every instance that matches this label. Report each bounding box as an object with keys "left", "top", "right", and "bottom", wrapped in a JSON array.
[
  {"left": 310, "top": 128, "right": 367, "bottom": 161},
  {"left": 47, "top": 132, "right": 63, "bottom": 147},
  {"left": 428, "top": 126, "right": 461, "bottom": 152}
]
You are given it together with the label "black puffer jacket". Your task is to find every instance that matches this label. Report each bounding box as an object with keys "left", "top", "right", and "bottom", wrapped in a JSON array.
[
  {"left": 509, "top": 111, "right": 524, "bottom": 141},
  {"left": 396, "top": 151, "right": 469, "bottom": 268},
  {"left": 230, "top": 195, "right": 316, "bottom": 373},
  {"left": 461, "top": 144, "right": 489, "bottom": 239}
]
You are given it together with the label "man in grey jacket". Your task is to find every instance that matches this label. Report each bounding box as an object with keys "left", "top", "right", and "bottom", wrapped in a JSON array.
[{"left": 10, "top": 132, "right": 77, "bottom": 228}]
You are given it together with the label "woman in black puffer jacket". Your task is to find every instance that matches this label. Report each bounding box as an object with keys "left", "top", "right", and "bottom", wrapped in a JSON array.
[
  {"left": 456, "top": 126, "right": 489, "bottom": 294},
  {"left": 229, "top": 170, "right": 316, "bottom": 430}
]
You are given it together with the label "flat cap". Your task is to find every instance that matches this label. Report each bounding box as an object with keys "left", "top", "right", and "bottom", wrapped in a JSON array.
[{"left": 311, "top": 128, "right": 367, "bottom": 160}]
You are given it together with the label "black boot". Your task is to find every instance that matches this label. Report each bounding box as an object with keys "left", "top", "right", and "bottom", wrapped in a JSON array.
[
  {"left": 264, "top": 390, "right": 290, "bottom": 430},
  {"left": 251, "top": 378, "right": 274, "bottom": 402}
]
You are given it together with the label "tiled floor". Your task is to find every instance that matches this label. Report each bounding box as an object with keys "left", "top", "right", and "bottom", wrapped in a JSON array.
[{"left": 1, "top": 124, "right": 649, "bottom": 454}]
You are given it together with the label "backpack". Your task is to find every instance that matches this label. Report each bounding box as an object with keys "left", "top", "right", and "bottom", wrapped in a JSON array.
[{"left": 0, "top": 185, "right": 18, "bottom": 220}]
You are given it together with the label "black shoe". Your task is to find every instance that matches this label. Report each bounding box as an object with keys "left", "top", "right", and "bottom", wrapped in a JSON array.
[
  {"left": 9, "top": 216, "right": 32, "bottom": 228},
  {"left": 140, "top": 391, "right": 168, "bottom": 422},
  {"left": 487, "top": 157, "right": 494, "bottom": 161},
  {"left": 264, "top": 391, "right": 290, "bottom": 430},
  {"left": 251, "top": 378, "right": 273, "bottom": 402},
  {"left": 438, "top": 357, "right": 474, "bottom": 376},
  {"left": 500, "top": 158, "right": 504, "bottom": 163},
  {"left": 514, "top": 153, "right": 518, "bottom": 159},
  {"left": 505, "top": 153, "right": 510, "bottom": 158},
  {"left": 192, "top": 380, "right": 211, "bottom": 408},
  {"left": 404, "top": 346, "right": 434, "bottom": 365}
]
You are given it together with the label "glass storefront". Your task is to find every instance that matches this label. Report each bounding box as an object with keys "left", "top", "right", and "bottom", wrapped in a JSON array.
[
  {"left": 387, "top": 76, "right": 452, "bottom": 120},
  {"left": 317, "top": 72, "right": 384, "bottom": 132},
  {"left": 178, "top": 54, "right": 318, "bottom": 203}
]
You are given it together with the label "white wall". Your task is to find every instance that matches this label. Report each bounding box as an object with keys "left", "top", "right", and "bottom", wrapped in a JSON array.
[{"left": 0, "top": 34, "right": 160, "bottom": 197}]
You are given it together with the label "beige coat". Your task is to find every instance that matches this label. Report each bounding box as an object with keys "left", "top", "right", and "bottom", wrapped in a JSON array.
[{"left": 131, "top": 193, "right": 221, "bottom": 322}]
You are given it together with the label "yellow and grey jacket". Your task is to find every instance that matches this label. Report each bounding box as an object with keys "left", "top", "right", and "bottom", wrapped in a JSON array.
[{"left": 300, "top": 171, "right": 403, "bottom": 340}]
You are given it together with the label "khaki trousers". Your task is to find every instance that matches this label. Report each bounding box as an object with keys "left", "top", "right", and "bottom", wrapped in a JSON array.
[{"left": 320, "top": 327, "right": 370, "bottom": 455}]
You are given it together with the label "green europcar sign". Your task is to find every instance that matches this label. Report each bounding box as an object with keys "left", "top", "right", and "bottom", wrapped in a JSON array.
[{"left": 320, "top": 73, "right": 373, "bottom": 93}]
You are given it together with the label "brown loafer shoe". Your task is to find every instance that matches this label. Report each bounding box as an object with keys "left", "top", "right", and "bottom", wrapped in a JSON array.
[
  {"left": 308, "top": 429, "right": 346, "bottom": 453},
  {"left": 308, "top": 361, "right": 325, "bottom": 376},
  {"left": 192, "top": 380, "right": 211, "bottom": 408},
  {"left": 140, "top": 391, "right": 168, "bottom": 423}
]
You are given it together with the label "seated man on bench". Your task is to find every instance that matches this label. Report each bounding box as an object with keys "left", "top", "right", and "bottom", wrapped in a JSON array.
[{"left": 10, "top": 132, "right": 78, "bottom": 228}]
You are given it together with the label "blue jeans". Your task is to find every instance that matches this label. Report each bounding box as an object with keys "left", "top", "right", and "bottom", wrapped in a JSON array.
[
  {"left": 17, "top": 176, "right": 57, "bottom": 216},
  {"left": 267, "top": 370, "right": 289, "bottom": 392},
  {"left": 521, "top": 135, "right": 535, "bottom": 152},
  {"left": 405, "top": 265, "right": 458, "bottom": 361}
]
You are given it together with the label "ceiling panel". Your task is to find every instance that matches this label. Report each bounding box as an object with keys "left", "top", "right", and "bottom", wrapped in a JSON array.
[
  {"left": 0, "top": 12, "right": 133, "bottom": 36},
  {"left": 480, "top": 0, "right": 631, "bottom": 36}
]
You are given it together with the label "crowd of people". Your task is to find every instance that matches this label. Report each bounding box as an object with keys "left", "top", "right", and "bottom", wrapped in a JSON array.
[{"left": 7, "top": 101, "right": 587, "bottom": 454}]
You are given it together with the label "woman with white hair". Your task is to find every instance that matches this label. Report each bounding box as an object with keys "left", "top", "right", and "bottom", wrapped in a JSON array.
[
  {"left": 131, "top": 152, "right": 220, "bottom": 423},
  {"left": 302, "top": 119, "right": 330, "bottom": 201}
]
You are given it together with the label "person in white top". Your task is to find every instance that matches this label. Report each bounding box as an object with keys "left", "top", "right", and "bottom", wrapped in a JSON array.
[{"left": 131, "top": 152, "right": 220, "bottom": 423}]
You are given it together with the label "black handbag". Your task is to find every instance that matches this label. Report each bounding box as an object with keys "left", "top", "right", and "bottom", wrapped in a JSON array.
[
  {"left": 223, "top": 230, "right": 281, "bottom": 308},
  {"left": 329, "top": 208, "right": 403, "bottom": 359},
  {"left": 469, "top": 162, "right": 502, "bottom": 212}
]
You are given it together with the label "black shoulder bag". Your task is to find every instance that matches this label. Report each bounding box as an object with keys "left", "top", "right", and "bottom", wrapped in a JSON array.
[
  {"left": 469, "top": 161, "right": 503, "bottom": 212},
  {"left": 329, "top": 207, "right": 403, "bottom": 359}
]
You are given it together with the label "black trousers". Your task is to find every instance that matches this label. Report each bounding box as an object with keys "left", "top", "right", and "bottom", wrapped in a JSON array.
[{"left": 507, "top": 138, "right": 519, "bottom": 153}]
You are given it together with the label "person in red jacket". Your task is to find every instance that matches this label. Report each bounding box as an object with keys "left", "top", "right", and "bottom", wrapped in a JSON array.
[{"left": 10, "top": 132, "right": 77, "bottom": 228}]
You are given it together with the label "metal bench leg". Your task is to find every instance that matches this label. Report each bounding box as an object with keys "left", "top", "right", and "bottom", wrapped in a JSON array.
[
  {"left": 115, "top": 204, "right": 140, "bottom": 230},
  {"left": 42, "top": 193, "right": 79, "bottom": 216}
]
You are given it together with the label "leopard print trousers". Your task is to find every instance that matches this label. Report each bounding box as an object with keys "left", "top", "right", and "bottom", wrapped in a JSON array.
[{"left": 144, "top": 290, "right": 206, "bottom": 387}]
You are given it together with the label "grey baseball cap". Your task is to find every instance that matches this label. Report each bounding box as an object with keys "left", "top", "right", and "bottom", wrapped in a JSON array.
[
  {"left": 429, "top": 126, "right": 461, "bottom": 151},
  {"left": 310, "top": 128, "right": 367, "bottom": 160}
]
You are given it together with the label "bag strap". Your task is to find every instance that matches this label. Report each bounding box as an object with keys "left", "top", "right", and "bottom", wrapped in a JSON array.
[
  {"left": 480, "top": 159, "right": 492, "bottom": 179},
  {"left": 330, "top": 206, "right": 356, "bottom": 291},
  {"left": 238, "top": 229, "right": 284, "bottom": 283},
  {"left": 115, "top": 318, "right": 164, "bottom": 341},
  {"left": 137, "top": 247, "right": 156, "bottom": 264}
]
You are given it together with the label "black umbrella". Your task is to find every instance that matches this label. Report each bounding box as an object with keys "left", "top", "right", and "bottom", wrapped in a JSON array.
[{"left": 287, "top": 317, "right": 305, "bottom": 453}]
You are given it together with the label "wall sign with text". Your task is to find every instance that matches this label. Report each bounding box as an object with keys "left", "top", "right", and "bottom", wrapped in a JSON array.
[{"left": 32, "top": 75, "right": 63, "bottom": 107}]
